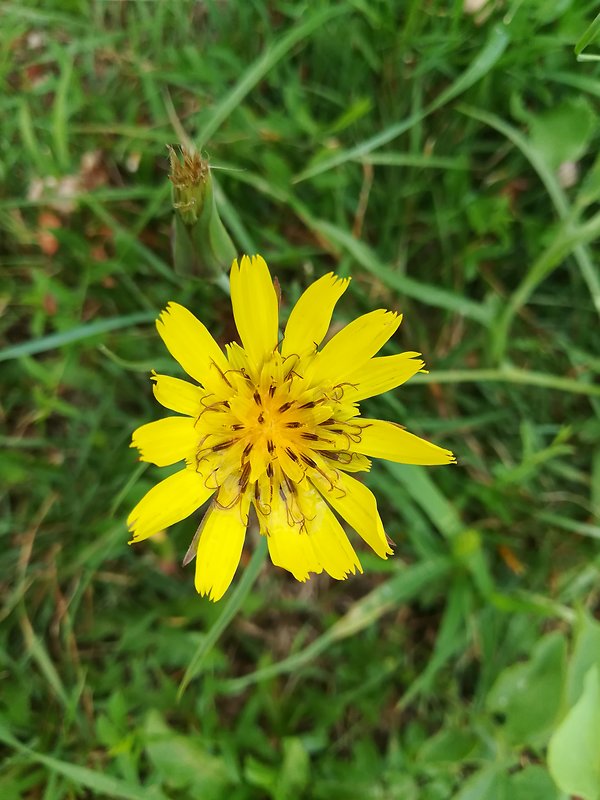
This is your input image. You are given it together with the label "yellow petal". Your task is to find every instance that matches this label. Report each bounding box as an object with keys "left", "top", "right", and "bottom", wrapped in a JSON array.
[
  {"left": 258, "top": 488, "right": 322, "bottom": 581},
  {"left": 194, "top": 494, "right": 249, "bottom": 601},
  {"left": 281, "top": 272, "right": 350, "bottom": 358},
  {"left": 351, "top": 419, "right": 455, "bottom": 465},
  {"left": 128, "top": 468, "right": 213, "bottom": 543},
  {"left": 344, "top": 352, "right": 425, "bottom": 402},
  {"left": 313, "top": 472, "right": 392, "bottom": 558},
  {"left": 156, "top": 302, "right": 230, "bottom": 396},
  {"left": 131, "top": 417, "right": 200, "bottom": 466},
  {"left": 301, "top": 486, "right": 362, "bottom": 580},
  {"left": 151, "top": 372, "right": 205, "bottom": 416},
  {"left": 230, "top": 255, "right": 279, "bottom": 370},
  {"left": 310, "top": 310, "right": 401, "bottom": 385}
]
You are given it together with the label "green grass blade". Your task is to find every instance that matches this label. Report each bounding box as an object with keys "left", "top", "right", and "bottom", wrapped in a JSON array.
[
  {"left": 0, "top": 312, "right": 155, "bottom": 362},
  {"left": 410, "top": 367, "right": 600, "bottom": 398},
  {"left": 384, "top": 464, "right": 463, "bottom": 540},
  {"left": 575, "top": 12, "right": 600, "bottom": 59}
]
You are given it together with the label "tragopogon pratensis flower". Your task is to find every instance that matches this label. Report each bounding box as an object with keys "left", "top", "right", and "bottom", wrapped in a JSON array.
[{"left": 128, "top": 256, "right": 455, "bottom": 600}]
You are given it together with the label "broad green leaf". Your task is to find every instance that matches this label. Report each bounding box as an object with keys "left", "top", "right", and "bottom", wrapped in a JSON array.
[
  {"left": 276, "top": 738, "right": 310, "bottom": 800},
  {"left": 566, "top": 610, "right": 600, "bottom": 706},
  {"left": 528, "top": 97, "right": 595, "bottom": 170},
  {"left": 453, "top": 767, "right": 509, "bottom": 800},
  {"left": 508, "top": 766, "right": 559, "bottom": 800},
  {"left": 486, "top": 631, "right": 566, "bottom": 746},
  {"left": 548, "top": 665, "right": 600, "bottom": 800},
  {"left": 143, "top": 710, "right": 234, "bottom": 796},
  {"left": 417, "top": 728, "right": 479, "bottom": 765}
]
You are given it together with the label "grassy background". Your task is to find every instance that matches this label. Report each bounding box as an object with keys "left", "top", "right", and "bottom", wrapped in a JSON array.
[{"left": 2, "top": 1, "right": 600, "bottom": 798}]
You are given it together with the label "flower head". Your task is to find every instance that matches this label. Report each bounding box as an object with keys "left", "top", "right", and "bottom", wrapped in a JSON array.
[{"left": 128, "top": 255, "right": 454, "bottom": 600}]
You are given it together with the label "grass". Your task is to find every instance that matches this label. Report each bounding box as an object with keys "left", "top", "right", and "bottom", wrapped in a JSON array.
[{"left": 2, "top": 1, "right": 600, "bottom": 798}]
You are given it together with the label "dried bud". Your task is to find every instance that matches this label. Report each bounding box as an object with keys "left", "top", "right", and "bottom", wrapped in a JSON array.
[{"left": 168, "top": 146, "right": 236, "bottom": 277}]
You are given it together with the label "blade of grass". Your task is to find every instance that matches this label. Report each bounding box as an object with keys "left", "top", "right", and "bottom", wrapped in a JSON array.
[
  {"left": 575, "top": 12, "right": 600, "bottom": 60},
  {"left": 52, "top": 52, "right": 73, "bottom": 170},
  {"left": 358, "top": 152, "right": 469, "bottom": 170},
  {"left": 384, "top": 463, "right": 463, "bottom": 540},
  {"left": 410, "top": 367, "right": 600, "bottom": 398},
  {"left": 0, "top": 312, "right": 155, "bottom": 362},
  {"left": 19, "top": 607, "right": 69, "bottom": 708},
  {"left": 537, "top": 512, "right": 600, "bottom": 540}
]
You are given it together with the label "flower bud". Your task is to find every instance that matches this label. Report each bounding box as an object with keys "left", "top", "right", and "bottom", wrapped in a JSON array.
[{"left": 168, "top": 146, "right": 236, "bottom": 277}]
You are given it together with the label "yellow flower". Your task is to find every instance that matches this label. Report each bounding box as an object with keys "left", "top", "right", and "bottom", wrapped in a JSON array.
[{"left": 128, "top": 255, "right": 455, "bottom": 601}]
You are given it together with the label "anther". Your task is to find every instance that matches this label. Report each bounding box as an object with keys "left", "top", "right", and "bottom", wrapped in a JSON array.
[
  {"left": 266, "top": 463, "right": 274, "bottom": 478},
  {"left": 267, "top": 440, "right": 275, "bottom": 454},
  {"left": 268, "top": 384, "right": 276, "bottom": 398},
  {"left": 210, "top": 360, "right": 233, "bottom": 388},
  {"left": 242, "top": 441, "right": 253, "bottom": 458},
  {"left": 253, "top": 390, "right": 262, "bottom": 406},
  {"left": 278, "top": 401, "right": 293, "bottom": 413},
  {"left": 301, "top": 454, "right": 317, "bottom": 468},
  {"left": 300, "top": 432, "right": 320, "bottom": 441},
  {"left": 231, "top": 423, "right": 244, "bottom": 431},
  {"left": 239, "top": 461, "right": 251, "bottom": 491},
  {"left": 257, "top": 412, "right": 264, "bottom": 424},
  {"left": 285, "top": 421, "right": 301, "bottom": 428},
  {"left": 285, "top": 447, "right": 299, "bottom": 462},
  {"left": 211, "top": 439, "right": 234, "bottom": 452}
]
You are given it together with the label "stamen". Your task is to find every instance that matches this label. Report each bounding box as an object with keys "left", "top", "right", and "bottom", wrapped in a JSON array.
[
  {"left": 301, "top": 454, "right": 317, "bottom": 468},
  {"left": 321, "top": 451, "right": 353, "bottom": 464},
  {"left": 285, "top": 421, "right": 302, "bottom": 428},
  {"left": 300, "top": 432, "right": 320, "bottom": 441},
  {"left": 210, "top": 360, "right": 233, "bottom": 388},
  {"left": 266, "top": 463, "right": 274, "bottom": 479},
  {"left": 194, "top": 453, "right": 209, "bottom": 472},
  {"left": 231, "top": 423, "right": 244, "bottom": 431},
  {"left": 242, "top": 441, "right": 253, "bottom": 458},
  {"left": 254, "top": 482, "right": 272, "bottom": 516},
  {"left": 253, "top": 390, "right": 262, "bottom": 406},
  {"left": 214, "top": 491, "right": 242, "bottom": 510},
  {"left": 278, "top": 401, "right": 293, "bottom": 413},
  {"left": 284, "top": 369, "right": 302, "bottom": 382},
  {"left": 239, "top": 461, "right": 251, "bottom": 491},
  {"left": 284, "top": 473, "right": 297, "bottom": 495},
  {"left": 203, "top": 468, "right": 221, "bottom": 490},
  {"left": 268, "top": 384, "right": 276, "bottom": 398},
  {"left": 267, "top": 439, "right": 275, "bottom": 454},
  {"left": 285, "top": 447, "right": 299, "bottom": 462},
  {"left": 211, "top": 439, "right": 235, "bottom": 452}
]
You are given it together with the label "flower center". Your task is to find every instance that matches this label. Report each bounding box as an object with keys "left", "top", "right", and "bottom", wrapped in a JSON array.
[{"left": 190, "top": 352, "right": 370, "bottom": 512}]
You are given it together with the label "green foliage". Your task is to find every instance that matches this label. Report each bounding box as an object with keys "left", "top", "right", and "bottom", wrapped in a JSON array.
[
  {"left": 548, "top": 665, "right": 600, "bottom": 799},
  {"left": 2, "top": 0, "right": 600, "bottom": 798}
]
